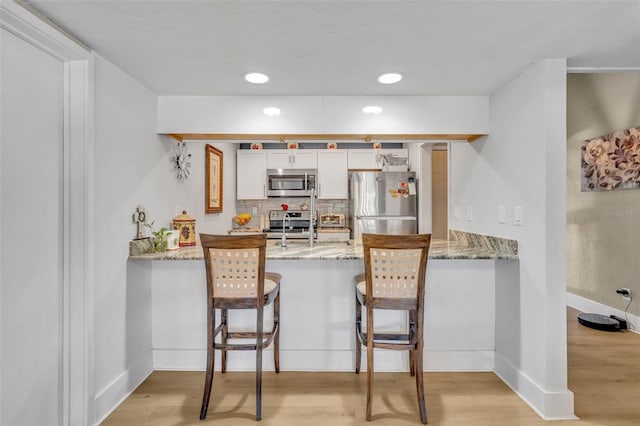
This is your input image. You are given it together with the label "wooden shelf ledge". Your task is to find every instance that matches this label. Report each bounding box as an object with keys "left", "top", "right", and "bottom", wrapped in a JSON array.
[{"left": 166, "top": 133, "right": 486, "bottom": 143}]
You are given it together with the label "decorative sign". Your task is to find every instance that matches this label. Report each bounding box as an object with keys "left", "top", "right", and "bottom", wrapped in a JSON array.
[
  {"left": 582, "top": 126, "right": 640, "bottom": 192},
  {"left": 133, "top": 205, "right": 147, "bottom": 239}
]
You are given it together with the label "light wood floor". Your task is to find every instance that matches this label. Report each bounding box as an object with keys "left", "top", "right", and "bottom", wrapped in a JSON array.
[{"left": 101, "top": 308, "right": 640, "bottom": 425}]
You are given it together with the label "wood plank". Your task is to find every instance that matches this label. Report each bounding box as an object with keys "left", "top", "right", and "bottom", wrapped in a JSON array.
[
  {"left": 165, "top": 133, "right": 487, "bottom": 143},
  {"left": 101, "top": 307, "right": 640, "bottom": 425}
]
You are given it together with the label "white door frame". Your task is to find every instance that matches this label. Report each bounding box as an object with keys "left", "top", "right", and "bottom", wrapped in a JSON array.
[{"left": 1, "top": 2, "right": 95, "bottom": 424}]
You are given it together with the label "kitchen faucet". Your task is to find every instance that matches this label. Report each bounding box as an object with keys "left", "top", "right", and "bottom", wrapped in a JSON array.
[{"left": 280, "top": 213, "right": 290, "bottom": 248}]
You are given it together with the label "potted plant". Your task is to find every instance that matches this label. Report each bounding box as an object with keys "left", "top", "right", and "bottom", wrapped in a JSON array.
[{"left": 145, "top": 221, "right": 171, "bottom": 252}]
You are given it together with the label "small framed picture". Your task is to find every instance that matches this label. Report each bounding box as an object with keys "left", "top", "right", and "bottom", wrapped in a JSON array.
[
  {"left": 326, "top": 142, "right": 338, "bottom": 150},
  {"left": 250, "top": 142, "right": 263, "bottom": 150},
  {"left": 287, "top": 142, "right": 299, "bottom": 149},
  {"left": 205, "top": 144, "right": 223, "bottom": 213},
  {"left": 373, "top": 142, "right": 382, "bottom": 150}
]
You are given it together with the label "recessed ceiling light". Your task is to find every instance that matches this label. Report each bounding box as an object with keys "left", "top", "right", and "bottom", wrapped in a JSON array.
[
  {"left": 244, "top": 72, "right": 269, "bottom": 84},
  {"left": 263, "top": 107, "right": 281, "bottom": 117},
  {"left": 377, "top": 73, "right": 403, "bottom": 84},
  {"left": 362, "top": 106, "right": 382, "bottom": 114}
]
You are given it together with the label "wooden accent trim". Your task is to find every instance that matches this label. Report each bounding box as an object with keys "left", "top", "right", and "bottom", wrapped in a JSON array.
[
  {"left": 164, "top": 133, "right": 487, "bottom": 143},
  {"left": 467, "top": 134, "right": 485, "bottom": 142}
]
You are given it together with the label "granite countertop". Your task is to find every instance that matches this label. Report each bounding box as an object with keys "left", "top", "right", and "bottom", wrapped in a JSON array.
[{"left": 128, "top": 230, "right": 518, "bottom": 261}]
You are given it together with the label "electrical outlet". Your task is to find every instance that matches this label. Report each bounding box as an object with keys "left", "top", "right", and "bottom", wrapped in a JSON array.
[
  {"left": 514, "top": 206, "right": 524, "bottom": 226},
  {"left": 616, "top": 288, "right": 632, "bottom": 301},
  {"left": 252, "top": 206, "right": 258, "bottom": 214}
]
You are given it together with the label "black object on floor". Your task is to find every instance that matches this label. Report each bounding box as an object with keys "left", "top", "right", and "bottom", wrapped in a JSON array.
[
  {"left": 609, "top": 315, "right": 628, "bottom": 330},
  {"left": 577, "top": 313, "right": 620, "bottom": 331}
]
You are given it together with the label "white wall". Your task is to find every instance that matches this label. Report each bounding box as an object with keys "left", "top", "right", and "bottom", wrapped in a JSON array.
[
  {"left": 92, "top": 56, "right": 244, "bottom": 422},
  {"left": 0, "top": 28, "right": 64, "bottom": 425},
  {"left": 449, "top": 59, "right": 574, "bottom": 419},
  {"left": 164, "top": 140, "right": 239, "bottom": 235},
  {"left": 157, "top": 95, "right": 490, "bottom": 135},
  {"left": 92, "top": 54, "right": 172, "bottom": 421},
  {"left": 148, "top": 258, "right": 496, "bottom": 372}
]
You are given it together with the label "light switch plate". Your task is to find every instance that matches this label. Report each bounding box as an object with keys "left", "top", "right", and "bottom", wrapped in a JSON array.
[
  {"left": 453, "top": 206, "right": 460, "bottom": 220},
  {"left": 497, "top": 205, "right": 506, "bottom": 224},
  {"left": 514, "top": 206, "right": 524, "bottom": 226},
  {"left": 466, "top": 206, "right": 473, "bottom": 222}
]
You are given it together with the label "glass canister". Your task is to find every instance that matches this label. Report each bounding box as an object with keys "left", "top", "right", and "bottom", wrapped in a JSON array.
[{"left": 172, "top": 210, "right": 196, "bottom": 247}]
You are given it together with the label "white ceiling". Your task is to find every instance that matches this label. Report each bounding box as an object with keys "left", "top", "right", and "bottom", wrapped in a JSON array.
[{"left": 21, "top": 0, "right": 640, "bottom": 96}]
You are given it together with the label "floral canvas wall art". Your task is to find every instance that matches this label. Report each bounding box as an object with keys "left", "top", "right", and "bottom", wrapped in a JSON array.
[{"left": 581, "top": 126, "right": 640, "bottom": 192}]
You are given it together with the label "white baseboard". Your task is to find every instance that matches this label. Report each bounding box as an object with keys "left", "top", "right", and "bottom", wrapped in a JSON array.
[
  {"left": 567, "top": 292, "right": 639, "bottom": 334},
  {"left": 153, "top": 348, "right": 494, "bottom": 372},
  {"left": 494, "top": 353, "right": 577, "bottom": 420},
  {"left": 94, "top": 351, "right": 154, "bottom": 425}
]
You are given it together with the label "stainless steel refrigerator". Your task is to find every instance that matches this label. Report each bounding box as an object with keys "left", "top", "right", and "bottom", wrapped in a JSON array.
[{"left": 350, "top": 171, "right": 418, "bottom": 239}]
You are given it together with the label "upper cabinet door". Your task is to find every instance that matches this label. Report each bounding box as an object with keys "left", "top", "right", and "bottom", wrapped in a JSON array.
[
  {"left": 266, "top": 150, "right": 292, "bottom": 169},
  {"left": 348, "top": 149, "right": 380, "bottom": 169},
  {"left": 237, "top": 150, "right": 267, "bottom": 199},
  {"left": 267, "top": 149, "right": 317, "bottom": 169},
  {"left": 317, "top": 150, "right": 348, "bottom": 199},
  {"left": 291, "top": 150, "right": 317, "bottom": 169}
]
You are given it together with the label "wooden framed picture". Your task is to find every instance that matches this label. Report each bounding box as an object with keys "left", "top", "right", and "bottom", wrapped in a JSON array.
[{"left": 205, "top": 144, "right": 223, "bottom": 213}]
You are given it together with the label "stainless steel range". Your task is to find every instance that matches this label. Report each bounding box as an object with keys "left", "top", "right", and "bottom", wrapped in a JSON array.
[{"left": 263, "top": 210, "right": 316, "bottom": 239}]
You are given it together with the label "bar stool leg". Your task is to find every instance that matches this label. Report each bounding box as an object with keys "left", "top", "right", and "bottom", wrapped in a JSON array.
[
  {"left": 200, "top": 309, "right": 216, "bottom": 420},
  {"left": 414, "top": 341, "right": 427, "bottom": 424},
  {"left": 221, "top": 308, "right": 228, "bottom": 373},
  {"left": 256, "top": 306, "right": 264, "bottom": 421},
  {"left": 355, "top": 296, "right": 362, "bottom": 374},
  {"left": 366, "top": 306, "right": 374, "bottom": 421},
  {"left": 274, "top": 291, "right": 280, "bottom": 373},
  {"left": 409, "top": 310, "right": 417, "bottom": 377}
]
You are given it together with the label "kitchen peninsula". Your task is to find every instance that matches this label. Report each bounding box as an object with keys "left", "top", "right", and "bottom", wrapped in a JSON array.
[{"left": 129, "top": 231, "right": 518, "bottom": 372}]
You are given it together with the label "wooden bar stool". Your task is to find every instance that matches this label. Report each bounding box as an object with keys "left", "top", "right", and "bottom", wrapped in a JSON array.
[
  {"left": 199, "top": 233, "right": 281, "bottom": 421},
  {"left": 354, "top": 233, "right": 431, "bottom": 424}
]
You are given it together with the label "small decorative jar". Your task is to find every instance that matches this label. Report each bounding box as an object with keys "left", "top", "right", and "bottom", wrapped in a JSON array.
[{"left": 172, "top": 210, "right": 196, "bottom": 247}]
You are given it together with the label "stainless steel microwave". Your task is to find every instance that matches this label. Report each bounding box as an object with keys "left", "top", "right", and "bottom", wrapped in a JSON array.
[{"left": 267, "top": 169, "right": 316, "bottom": 197}]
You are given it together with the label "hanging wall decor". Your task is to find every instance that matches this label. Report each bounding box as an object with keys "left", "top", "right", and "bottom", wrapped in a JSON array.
[
  {"left": 205, "top": 144, "right": 223, "bottom": 213},
  {"left": 581, "top": 126, "right": 640, "bottom": 192},
  {"left": 172, "top": 141, "right": 192, "bottom": 182}
]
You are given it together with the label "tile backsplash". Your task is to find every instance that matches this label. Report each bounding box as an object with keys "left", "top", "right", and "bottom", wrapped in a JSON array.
[{"left": 235, "top": 198, "right": 348, "bottom": 227}]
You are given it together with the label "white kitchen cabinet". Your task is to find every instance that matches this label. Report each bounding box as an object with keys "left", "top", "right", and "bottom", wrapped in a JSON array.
[
  {"left": 236, "top": 150, "right": 267, "bottom": 199},
  {"left": 348, "top": 149, "right": 381, "bottom": 169},
  {"left": 267, "top": 149, "right": 317, "bottom": 169},
  {"left": 347, "top": 148, "right": 409, "bottom": 170},
  {"left": 317, "top": 150, "right": 348, "bottom": 199}
]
